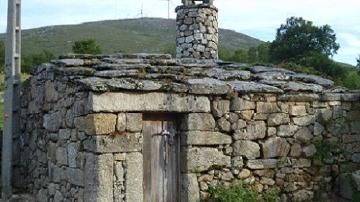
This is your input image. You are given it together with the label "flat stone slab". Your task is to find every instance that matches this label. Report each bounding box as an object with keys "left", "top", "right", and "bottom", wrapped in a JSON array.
[
  {"left": 206, "top": 68, "right": 251, "bottom": 80},
  {"left": 187, "top": 78, "right": 231, "bottom": 94},
  {"left": 292, "top": 73, "right": 334, "bottom": 87},
  {"left": 228, "top": 81, "right": 283, "bottom": 93},
  {"left": 250, "top": 65, "right": 295, "bottom": 74},
  {"left": 88, "top": 92, "right": 211, "bottom": 113},
  {"left": 41, "top": 54, "right": 360, "bottom": 96}
]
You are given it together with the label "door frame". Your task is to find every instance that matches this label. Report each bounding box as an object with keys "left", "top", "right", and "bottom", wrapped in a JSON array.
[{"left": 142, "top": 113, "right": 182, "bottom": 202}]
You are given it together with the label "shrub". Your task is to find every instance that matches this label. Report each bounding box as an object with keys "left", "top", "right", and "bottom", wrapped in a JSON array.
[
  {"left": 206, "top": 183, "right": 279, "bottom": 202},
  {"left": 72, "top": 39, "right": 102, "bottom": 54},
  {"left": 22, "top": 50, "right": 55, "bottom": 73},
  {"left": 342, "top": 70, "right": 360, "bottom": 90},
  {"left": 208, "top": 184, "right": 257, "bottom": 202}
]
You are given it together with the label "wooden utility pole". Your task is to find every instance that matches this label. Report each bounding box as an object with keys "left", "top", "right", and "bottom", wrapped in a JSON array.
[{"left": 2, "top": 0, "right": 21, "bottom": 199}]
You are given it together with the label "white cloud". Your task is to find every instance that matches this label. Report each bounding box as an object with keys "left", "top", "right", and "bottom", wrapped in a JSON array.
[{"left": 339, "top": 33, "right": 360, "bottom": 48}]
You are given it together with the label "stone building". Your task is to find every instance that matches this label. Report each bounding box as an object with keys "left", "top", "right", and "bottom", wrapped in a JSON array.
[{"left": 10, "top": 0, "right": 360, "bottom": 202}]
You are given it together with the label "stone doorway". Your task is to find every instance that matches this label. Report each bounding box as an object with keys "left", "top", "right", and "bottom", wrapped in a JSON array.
[{"left": 143, "top": 114, "right": 180, "bottom": 202}]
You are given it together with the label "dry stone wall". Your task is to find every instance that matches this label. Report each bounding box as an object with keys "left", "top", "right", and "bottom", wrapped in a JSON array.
[
  {"left": 176, "top": 4, "right": 218, "bottom": 59},
  {"left": 17, "top": 54, "right": 360, "bottom": 202}
]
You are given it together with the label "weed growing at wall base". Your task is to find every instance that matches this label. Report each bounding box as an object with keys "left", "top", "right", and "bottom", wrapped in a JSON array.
[{"left": 205, "top": 183, "right": 279, "bottom": 202}]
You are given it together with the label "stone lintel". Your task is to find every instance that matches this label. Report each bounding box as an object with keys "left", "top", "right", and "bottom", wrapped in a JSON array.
[{"left": 88, "top": 92, "right": 210, "bottom": 113}]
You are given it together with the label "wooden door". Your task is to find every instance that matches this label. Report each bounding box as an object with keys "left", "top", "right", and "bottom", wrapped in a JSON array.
[{"left": 143, "top": 115, "right": 180, "bottom": 202}]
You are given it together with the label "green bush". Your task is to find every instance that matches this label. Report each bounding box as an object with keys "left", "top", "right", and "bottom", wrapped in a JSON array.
[
  {"left": 72, "top": 39, "right": 102, "bottom": 54},
  {"left": 219, "top": 48, "right": 233, "bottom": 61},
  {"left": 208, "top": 184, "right": 257, "bottom": 202},
  {"left": 277, "top": 62, "right": 322, "bottom": 76},
  {"left": 277, "top": 52, "right": 360, "bottom": 90},
  {"left": 22, "top": 50, "right": 55, "bottom": 73},
  {"left": 162, "top": 43, "right": 176, "bottom": 57},
  {"left": 219, "top": 43, "right": 271, "bottom": 64},
  {"left": 342, "top": 71, "right": 360, "bottom": 90},
  {"left": 295, "top": 52, "right": 347, "bottom": 78},
  {"left": 206, "top": 183, "right": 279, "bottom": 202}
]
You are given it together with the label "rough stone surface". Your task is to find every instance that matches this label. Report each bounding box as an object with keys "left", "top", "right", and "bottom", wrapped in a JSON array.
[
  {"left": 126, "top": 113, "right": 143, "bottom": 132},
  {"left": 230, "top": 97, "right": 255, "bottom": 111},
  {"left": 229, "top": 81, "right": 283, "bottom": 93},
  {"left": 89, "top": 92, "right": 211, "bottom": 113},
  {"left": 74, "top": 113, "right": 117, "bottom": 135},
  {"left": 261, "top": 137, "right": 290, "bottom": 158},
  {"left": 43, "top": 112, "right": 62, "bottom": 132},
  {"left": 256, "top": 102, "right": 280, "bottom": 113},
  {"left": 117, "top": 113, "right": 126, "bottom": 132},
  {"left": 176, "top": 4, "right": 219, "bottom": 59},
  {"left": 84, "top": 153, "right": 113, "bottom": 202},
  {"left": 277, "top": 125, "right": 299, "bottom": 137},
  {"left": 126, "top": 152, "right": 143, "bottom": 202},
  {"left": 303, "top": 144, "right": 317, "bottom": 157},
  {"left": 233, "top": 140, "right": 260, "bottom": 159},
  {"left": 234, "top": 121, "right": 266, "bottom": 140},
  {"left": 188, "top": 78, "right": 230, "bottom": 94},
  {"left": 247, "top": 159, "right": 278, "bottom": 169},
  {"left": 267, "top": 113, "right": 290, "bottom": 126},
  {"left": 181, "top": 131, "right": 232, "bottom": 145},
  {"left": 182, "top": 147, "right": 230, "bottom": 172},
  {"left": 84, "top": 133, "right": 142, "bottom": 153},
  {"left": 181, "top": 174, "right": 200, "bottom": 202},
  {"left": 293, "top": 115, "right": 315, "bottom": 126},
  {"left": 182, "top": 113, "right": 215, "bottom": 131},
  {"left": 212, "top": 99, "right": 230, "bottom": 117},
  {"left": 294, "top": 127, "right": 313, "bottom": 143},
  {"left": 289, "top": 105, "right": 307, "bottom": 116}
]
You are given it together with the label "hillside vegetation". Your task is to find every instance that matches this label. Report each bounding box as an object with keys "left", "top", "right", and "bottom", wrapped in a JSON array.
[{"left": 0, "top": 18, "right": 262, "bottom": 57}]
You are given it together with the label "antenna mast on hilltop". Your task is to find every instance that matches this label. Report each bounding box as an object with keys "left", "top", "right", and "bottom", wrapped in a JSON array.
[
  {"left": 162, "top": 0, "right": 172, "bottom": 19},
  {"left": 2, "top": 0, "right": 21, "bottom": 199}
]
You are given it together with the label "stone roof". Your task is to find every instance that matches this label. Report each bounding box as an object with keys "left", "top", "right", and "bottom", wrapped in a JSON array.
[{"left": 33, "top": 53, "right": 360, "bottom": 101}]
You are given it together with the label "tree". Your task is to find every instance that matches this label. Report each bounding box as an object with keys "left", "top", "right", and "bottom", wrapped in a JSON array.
[
  {"left": 231, "top": 49, "right": 248, "bottom": 63},
  {"left": 219, "top": 48, "right": 232, "bottom": 61},
  {"left": 72, "top": 39, "right": 102, "bottom": 54},
  {"left": 0, "top": 41, "right": 4, "bottom": 72},
  {"left": 22, "top": 50, "right": 55, "bottom": 73},
  {"left": 270, "top": 17, "right": 340, "bottom": 62},
  {"left": 247, "top": 47, "right": 257, "bottom": 63},
  {"left": 357, "top": 55, "right": 360, "bottom": 68},
  {"left": 257, "top": 43, "right": 270, "bottom": 63}
]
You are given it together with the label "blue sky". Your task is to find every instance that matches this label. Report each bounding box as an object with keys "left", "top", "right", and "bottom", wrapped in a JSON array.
[{"left": 1, "top": 0, "right": 359, "bottom": 65}]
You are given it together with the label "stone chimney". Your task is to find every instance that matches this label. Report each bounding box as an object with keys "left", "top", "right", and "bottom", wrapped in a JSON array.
[{"left": 176, "top": 0, "right": 218, "bottom": 59}]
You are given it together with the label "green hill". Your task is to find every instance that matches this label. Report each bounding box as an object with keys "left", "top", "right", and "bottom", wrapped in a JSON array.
[{"left": 0, "top": 18, "right": 263, "bottom": 57}]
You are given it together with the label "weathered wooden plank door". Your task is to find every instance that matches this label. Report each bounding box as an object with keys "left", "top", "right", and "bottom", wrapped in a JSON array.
[{"left": 143, "top": 115, "right": 180, "bottom": 202}]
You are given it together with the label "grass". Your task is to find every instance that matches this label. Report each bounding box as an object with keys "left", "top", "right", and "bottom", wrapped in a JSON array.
[
  {"left": 0, "top": 73, "right": 30, "bottom": 91},
  {"left": 205, "top": 183, "right": 279, "bottom": 202},
  {"left": 0, "top": 73, "right": 30, "bottom": 129}
]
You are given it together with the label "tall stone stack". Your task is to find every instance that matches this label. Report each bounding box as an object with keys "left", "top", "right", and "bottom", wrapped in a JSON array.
[{"left": 176, "top": 0, "right": 218, "bottom": 59}]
